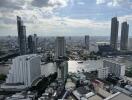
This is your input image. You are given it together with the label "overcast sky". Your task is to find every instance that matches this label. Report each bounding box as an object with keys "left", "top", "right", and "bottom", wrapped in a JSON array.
[{"left": 0, "top": 0, "right": 132, "bottom": 36}]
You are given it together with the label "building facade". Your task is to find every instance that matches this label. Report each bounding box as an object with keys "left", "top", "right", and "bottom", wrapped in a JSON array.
[
  {"left": 17, "top": 16, "right": 27, "bottom": 55},
  {"left": 120, "top": 22, "right": 129, "bottom": 50},
  {"left": 6, "top": 54, "right": 41, "bottom": 87},
  {"left": 33, "top": 34, "right": 38, "bottom": 53},
  {"left": 28, "top": 35, "right": 34, "bottom": 54},
  {"left": 28, "top": 34, "right": 38, "bottom": 54},
  {"left": 128, "top": 38, "right": 132, "bottom": 50},
  {"left": 103, "top": 60, "right": 125, "bottom": 77},
  {"left": 57, "top": 61, "right": 68, "bottom": 82},
  {"left": 110, "top": 17, "right": 119, "bottom": 50},
  {"left": 55, "top": 37, "right": 68, "bottom": 82},
  {"left": 98, "top": 67, "right": 109, "bottom": 79},
  {"left": 85, "top": 35, "right": 90, "bottom": 50},
  {"left": 55, "top": 37, "right": 66, "bottom": 59}
]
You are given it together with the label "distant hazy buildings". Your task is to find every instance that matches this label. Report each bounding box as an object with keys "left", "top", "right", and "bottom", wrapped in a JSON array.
[
  {"left": 28, "top": 34, "right": 38, "bottom": 54},
  {"left": 17, "top": 16, "right": 27, "bottom": 55},
  {"left": 128, "top": 38, "right": 132, "bottom": 50},
  {"left": 120, "top": 22, "right": 129, "bottom": 50},
  {"left": 103, "top": 60, "right": 125, "bottom": 77},
  {"left": 6, "top": 54, "right": 41, "bottom": 87},
  {"left": 55, "top": 37, "right": 66, "bottom": 59},
  {"left": 85, "top": 35, "right": 90, "bottom": 50},
  {"left": 110, "top": 17, "right": 119, "bottom": 50}
]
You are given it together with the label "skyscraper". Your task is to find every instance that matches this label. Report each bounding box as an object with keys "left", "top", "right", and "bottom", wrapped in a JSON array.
[
  {"left": 28, "top": 35, "right": 34, "bottom": 54},
  {"left": 28, "top": 34, "right": 38, "bottom": 54},
  {"left": 55, "top": 37, "right": 68, "bottom": 81},
  {"left": 120, "top": 21, "right": 129, "bottom": 50},
  {"left": 33, "top": 34, "right": 38, "bottom": 53},
  {"left": 17, "top": 16, "right": 27, "bottom": 55},
  {"left": 57, "top": 61, "right": 68, "bottom": 82},
  {"left": 55, "top": 37, "right": 66, "bottom": 59},
  {"left": 85, "top": 35, "right": 90, "bottom": 50},
  {"left": 110, "top": 17, "right": 119, "bottom": 50}
]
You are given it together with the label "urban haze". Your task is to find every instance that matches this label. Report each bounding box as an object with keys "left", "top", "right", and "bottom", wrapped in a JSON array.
[{"left": 0, "top": 0, "right": 132, "bottom": 100}]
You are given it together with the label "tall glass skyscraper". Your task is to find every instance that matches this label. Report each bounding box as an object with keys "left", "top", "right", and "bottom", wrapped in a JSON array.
[
  {"left": 120, "top": 21, "right": 129, "bottom": 50},
  {"left": 17, "top": 16, "right": 27, "bottom": 55},
  {"left": 110, "top": 17, "right": 119, "bottom": 50},
  {"left": 28, "top": 34, "right": 38, "bottom": 54},
  {"left": 85, "top": 35, "right": 90, "bottom": 50},
  {"left": 55, "top": 37, "right": 66, "bottom": 59},
  {"left": 55, "top": 37, "right": 68, "bottom": 81}
]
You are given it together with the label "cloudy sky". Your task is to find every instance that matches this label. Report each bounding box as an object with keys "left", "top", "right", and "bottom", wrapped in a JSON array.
[{"left": 0, "top": 0, "right": 132, "bottom": 36}]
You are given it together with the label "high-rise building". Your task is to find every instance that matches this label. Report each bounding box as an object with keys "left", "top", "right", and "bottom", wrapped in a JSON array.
[
  {"left": 55, "top": 37, "right": 68, "bottom": 81},
  {"left": 28, "top": 34, "right": 38, "bottom": 54},
  {"left": 17, "top": 16, "right": 27, "bottom": 55},
  {"left": 103, "top": 60, "right": 125, "bottom": 77},
  {"left": 6, "top": 54, "right": 41, "bottom": 87},
  {"left": 55, "top": 37, "right": 66, "bottom": 59},
  {"left": 57, "top": 61, "right": 68, "bottom": 81},
  {"left": 110, "top": 17, "right": 119, "bottom": 50},
  {"left": 28, "top": 35, "right": 34, "bottom": 54},
  {"left": 128, "top": 38, "right": 132, "bottom": 50},
  {"left": 33, "top": 34, "right": 38, "bottom": 53},
  {"left": 120, "top": 22, "right": 129, "bottom": 50},
  {"left": 85, "top": 35, "right": 90, "bottom": 50}
]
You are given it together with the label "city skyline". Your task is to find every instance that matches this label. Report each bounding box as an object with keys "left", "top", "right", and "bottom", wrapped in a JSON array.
[{"left": 0, "top": 0, "right": 132, "bottom": 36}]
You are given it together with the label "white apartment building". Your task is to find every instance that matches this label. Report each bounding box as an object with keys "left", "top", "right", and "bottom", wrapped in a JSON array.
[
  {"left": 103, "top": 60, "right": 125, "bottom": 77},
  {"left": 98, "top": 67, "right": 109, "bottom": 79},
  {"left": 6, "top": 54, "right": 41, "bottom": 87}
]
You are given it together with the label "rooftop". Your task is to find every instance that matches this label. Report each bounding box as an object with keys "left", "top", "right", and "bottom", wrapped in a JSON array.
[
  {"left": 76, "top": 86, "right": 90, "bottom": 94},
  {"left": 104, "top": 92, "right": 132, "bottom": 100},
  {"left": 88, "top": 95, "right": 103, "bottom": 100}
]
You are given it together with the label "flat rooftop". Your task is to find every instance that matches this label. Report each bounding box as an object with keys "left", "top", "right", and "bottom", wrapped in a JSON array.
[
  {"left": 88, "top": 95, "right": 103, "bottom": 100},
  {"left": 97, "top": 87, "right": 112, "bottom": 98},
  {"left": 104, "top": 92, "right": 132, "bottom": 100}
]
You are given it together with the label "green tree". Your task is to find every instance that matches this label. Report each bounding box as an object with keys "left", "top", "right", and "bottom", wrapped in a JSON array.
[{"left": 0, "top": 74, "right": 7, "bottom": 81}]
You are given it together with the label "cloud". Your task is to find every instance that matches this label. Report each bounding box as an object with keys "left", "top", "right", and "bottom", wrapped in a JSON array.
[
  {"left": 31, "top": 0, "right": 69, "bottom": 8},
  {"left": 0, "top": 0, "right": 131, "bottom": 36},
  {"left": 0, "top": 17, "right": 110, "bottom": 36},
  {"left": 77, "top": 1, "right": 85, "bottom": 5},
  {"left": 0, "top": 0, "right": 70, "bottom": 17},
  {"left": 31, "top": 0, "right": 49, "bottom": 7},
  {"left": 96, "top": 0, "right": 106, "bottom": 5},
  {"left": 118, "top": 15, "right": 132, "bottom": 22},
  {"left": 96, "top": 0, "right": 132, "bottom": 8},
  {"left": 0, "top": 14, "right": 132, "bottom": 36},
  {"left": 0, "top": 0, "right": 24, "bottom": 10},
  {"left": 0, "top": 0, "right": 71, "bottom": 25},
  {"left": 60, "top": 17, "right": 110, "bottom": 29}
]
